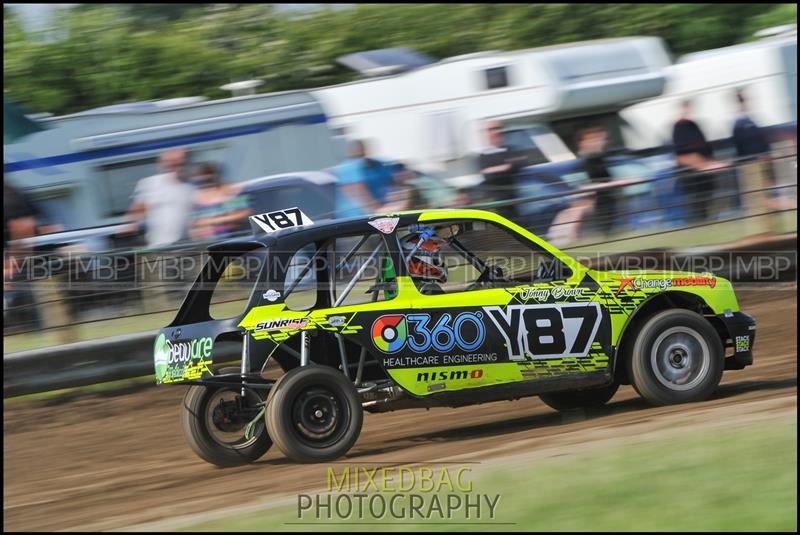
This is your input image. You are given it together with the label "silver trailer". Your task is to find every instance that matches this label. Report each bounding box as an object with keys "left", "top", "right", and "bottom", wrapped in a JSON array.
[{"left": 4, "top": 91, "right": 345, "bottom": 234}]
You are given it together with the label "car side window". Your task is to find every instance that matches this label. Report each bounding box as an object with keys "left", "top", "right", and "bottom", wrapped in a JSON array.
[
  {"left": 283, "top": 242, "right": 318, "bottom": 311},
  {"left": 397, "top": 220, "right": 572, "bottom": 295},
  {"left": 331, "top": 233, "right": 397, "bottom": 307},
  {"left": 209, "top": 248, "right": 266, "bottom": 319}
]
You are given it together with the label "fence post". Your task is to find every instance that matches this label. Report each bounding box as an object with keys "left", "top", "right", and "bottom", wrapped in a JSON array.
[{"left": 37, "top": 271, "right": 76, "bottom": 345}]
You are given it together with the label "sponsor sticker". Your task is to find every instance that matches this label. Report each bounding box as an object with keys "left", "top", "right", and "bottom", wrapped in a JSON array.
[
  {"left": 154, "top": 333, "right": 213, "bottom": 383},
  {"left": 254, "top": 317, "right": 310, "bottom": 332},
  {"left": 263, "top": 289, "right": 281, "bottom": 302},
  {"left": 368, "top": 217, "right": 399, "bottom": 234},
  {"left": 328, "top": 315, "right": 346, "bottom": 327},
  {"left": 617, "top": 275, "right": 716, "bottom": 296},
  {"left": 518, "top": 286, "right": 584, "bottom": 301},
  {"left": 416, "top": 368, "right": 484, "bottom": 382},
  {"left": 371, "top": 312, "right": 485, "bottom": 354},
  {"left": 735, "top": 335, "right": 750, "bottom": 353}
]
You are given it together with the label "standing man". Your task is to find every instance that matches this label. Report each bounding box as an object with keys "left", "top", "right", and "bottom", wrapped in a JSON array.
[
  {"left": 576, "top": 126, "right": 618, "bottom": 236},
  {"left": 126, "top": 148, "right": 196, "bottom": 248},
  {"left": 477, "top": 120, "right": 524, "bottom": 218},
  {"left": 3, "top": 177, "right": 42, "bottom": 330},
  {"left": 732, "top": 89, "right": 770, "bottom": 161},
  {"left": 335, "top": 139, "right": 397, "bottom": 219},
  {"left": 732, "top": 89, "right": 779, "bottom": 224},
  {"left": 671, "top": 100, "right": 720, "bottom": 222}
]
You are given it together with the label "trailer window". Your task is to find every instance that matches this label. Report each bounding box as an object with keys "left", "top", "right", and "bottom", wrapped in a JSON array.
[
  {"left": 99, "top": 157, "right": 159, "bottom": 217},
  {"left": 484, "top": 66, "right": 509, "bottom": 90}
]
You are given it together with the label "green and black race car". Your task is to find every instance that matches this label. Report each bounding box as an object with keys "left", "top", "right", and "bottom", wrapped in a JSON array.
[{"left": 154, "top": 207, "right": 756, "bottom": 467}]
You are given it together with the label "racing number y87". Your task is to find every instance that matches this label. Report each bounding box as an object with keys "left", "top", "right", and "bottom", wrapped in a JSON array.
[{"left": 486, "top": 303, "right": 602, "bottom": 360}]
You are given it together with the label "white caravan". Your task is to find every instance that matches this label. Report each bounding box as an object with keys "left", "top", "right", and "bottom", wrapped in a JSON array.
[
  {"left": 621, "top": 28, "right": 797, "bottom": 150},
  {"left": 312, "top": 37, "right": 672, "bottom": 177}
]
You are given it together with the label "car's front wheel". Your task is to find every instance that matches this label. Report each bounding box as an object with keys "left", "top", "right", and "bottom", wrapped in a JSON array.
[{"left": 628, "top": 309, "right": 724, "bottom": 405}]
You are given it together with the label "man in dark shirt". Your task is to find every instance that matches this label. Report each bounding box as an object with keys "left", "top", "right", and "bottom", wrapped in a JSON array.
[
  {"left": 3, "top": 178, "right": 38, "bottom": 251},
  {"left": 478, "top": 120, "right": 524, "bottom": 218},
  {"left": 732, "top": 90, "right": 770, "bottom": 160},
  {"left": 732, "top": 89, "right": 780, "bottom": 218},
  {"left": 576, "top": 126, "right": 617, "bottom": 235},
  {"left": 671, "top": 100, "right": 717, "bottom": 222},
  {"left": 3, "top": 177, "right": 42, "bottom": 331}
]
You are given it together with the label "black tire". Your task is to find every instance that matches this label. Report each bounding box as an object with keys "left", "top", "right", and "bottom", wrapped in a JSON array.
[
  {"left": 266, "top": 366, "right": 362, "bottom": 463},
  {"left": 181, "top": 367, "right": 272, "bottom": 467},
  {"left": 628, "top": 309, "right": 723, "bottom": 406},
  {"left": 539, "top": 383, "right": 619, "bottom": 412}
]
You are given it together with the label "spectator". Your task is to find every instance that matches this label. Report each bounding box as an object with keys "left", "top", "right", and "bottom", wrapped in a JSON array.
[
  {"left": 732, "top": 89, "right": 770, "bottom": 160},
  {"left": 732, "top": 89, "right": 782, "bottom": 215},
  {"left": 477, "top": 120, "right": 525, "bottom": 217},
  {"left": 671, "top": 100, "right": 721, "bottom": 222},
  {"left": 189, "top": 162, "right": 251, "bottom": 241},
  {"left": 3, "top": 177, "right": 42, "bottom": 330},
  {"left": 125, "top": 148, "right": 196, "bottom": 247},
  {"left": 3, "top": 178, "right": 38, "bottom": 253},
  {"left": 334, "top": 139, "right": 398, "bottom": 219},
  {"left": 576, "top": 126, "right": 618, "bottom": 236}
]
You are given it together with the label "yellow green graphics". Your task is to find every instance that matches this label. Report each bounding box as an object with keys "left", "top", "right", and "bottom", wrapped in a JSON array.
[
  {"left": 154, "top": 333, "right": 214, "bottom": 384},
  {"left": 155, "top": 208, "right": 756, "bottom": 467}
]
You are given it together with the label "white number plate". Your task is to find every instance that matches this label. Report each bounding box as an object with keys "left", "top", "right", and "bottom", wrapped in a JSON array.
[{"left": 250, "top": 207, "right": 314, "bottom": 234}]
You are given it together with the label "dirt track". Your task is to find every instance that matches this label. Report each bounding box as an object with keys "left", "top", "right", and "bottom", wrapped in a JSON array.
[{"left": 3, "top": 287, "right": 797, "bottom": 532}]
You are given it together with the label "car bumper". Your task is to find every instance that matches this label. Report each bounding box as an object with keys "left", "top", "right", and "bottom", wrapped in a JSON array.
[{"left": 719, "top": 311, "right": 756, "bottom": 370}]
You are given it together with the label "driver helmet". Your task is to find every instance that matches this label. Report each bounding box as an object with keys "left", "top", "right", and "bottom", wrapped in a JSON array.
[{"left": 402, "top": 234, "right": 448, "bottom": 283}]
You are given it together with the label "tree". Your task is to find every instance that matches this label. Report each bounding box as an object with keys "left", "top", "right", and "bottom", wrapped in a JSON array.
[{"left": 4, "top": 4, "right": 795, "bottom": 116}]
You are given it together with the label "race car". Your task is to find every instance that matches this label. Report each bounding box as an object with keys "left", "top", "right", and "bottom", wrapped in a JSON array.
[{"left": 154, "top": 207, "right": 756, "bottom": 467}]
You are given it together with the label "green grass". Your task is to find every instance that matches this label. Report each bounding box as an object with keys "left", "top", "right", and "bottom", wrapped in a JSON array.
[{"left": 179, "top": 421, "right": 797, "bottom": 532}]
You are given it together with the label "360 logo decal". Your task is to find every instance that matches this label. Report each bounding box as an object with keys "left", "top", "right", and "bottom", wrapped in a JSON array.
[
  {"left": 371, "top": 315, "right": 408, "bottom": 353},
  {"left": 371, "top": 312, "right": 485, "bottom": 354}
]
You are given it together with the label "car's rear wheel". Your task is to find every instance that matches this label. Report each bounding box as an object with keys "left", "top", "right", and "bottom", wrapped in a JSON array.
[
  {"left": 628, "top": 309, "right": 723, "bottom": 405},
  {"left": 539, "top": 383, "right": 619, "bottom": 412},
  {"left": 266, "top": 366, "right": 362, "bottom": 463},
  {"left": 181, "top": 367, "right": 272, "bottom": 467}
]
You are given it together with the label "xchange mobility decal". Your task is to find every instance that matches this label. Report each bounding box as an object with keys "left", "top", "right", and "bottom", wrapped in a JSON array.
[
  {"left": 371, "top": 312, "right": 485, "bottom": 354},
  {"left": 616, "top": 275, "right": 717, "bottom": 296}
]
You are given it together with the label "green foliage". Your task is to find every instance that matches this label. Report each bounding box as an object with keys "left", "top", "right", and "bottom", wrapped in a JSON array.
[{"left": 3, "top": 4, "right": 795, "bottom": 116}]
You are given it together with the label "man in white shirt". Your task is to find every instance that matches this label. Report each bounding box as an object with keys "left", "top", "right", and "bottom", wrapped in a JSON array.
[{"left": 126, "top": 148, "right": 196, "bottom": 248}]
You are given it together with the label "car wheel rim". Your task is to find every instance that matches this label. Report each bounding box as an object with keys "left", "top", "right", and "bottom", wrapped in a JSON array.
[
  {"left": 291, "top": 386, "right": 347, "bottom": 448},
  {"left": 650, "top": 326, "right": 710, "bottom": 391},
  {"left": 206, "top": 389, "right": 263, "bottom": 449}
]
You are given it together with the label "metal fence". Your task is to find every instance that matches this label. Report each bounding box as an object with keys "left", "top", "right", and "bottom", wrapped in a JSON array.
[{"left": 3, "top": 150, "right": 797, "bottom": 396}]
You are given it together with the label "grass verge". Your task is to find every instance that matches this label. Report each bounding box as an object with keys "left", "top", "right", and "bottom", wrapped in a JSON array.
[{"left": 179, "top": 420, "right": 797, "bottom": 532}]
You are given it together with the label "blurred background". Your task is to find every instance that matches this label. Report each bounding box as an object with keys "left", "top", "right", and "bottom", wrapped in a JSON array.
[
  {"left": 3, "top": 1, "right": 796, "bottom": 386},
  {"left": 3, "top": 4, "right": 797, "bottom": 532}
]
